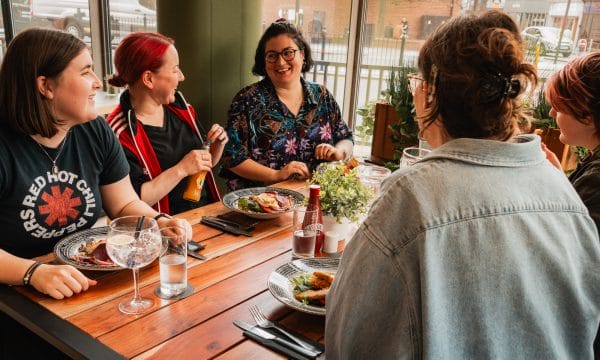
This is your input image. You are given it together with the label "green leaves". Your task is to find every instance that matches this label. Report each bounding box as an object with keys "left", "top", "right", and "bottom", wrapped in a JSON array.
[{"left": 310, "top": 163, "right": 374, "bottom": 222}]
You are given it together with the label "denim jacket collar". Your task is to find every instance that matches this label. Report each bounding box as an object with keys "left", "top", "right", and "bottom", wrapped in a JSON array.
[{"left": 422, "top": 134, "right": 546, "bottom": 168}]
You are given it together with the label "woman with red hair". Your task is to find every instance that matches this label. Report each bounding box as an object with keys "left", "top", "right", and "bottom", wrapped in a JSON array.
[
  {"left": 107, "top": 32, "right": 227, "bottom": 215},
  {"left": 543, "top": 52, "right": 600, "bottom": 231}
]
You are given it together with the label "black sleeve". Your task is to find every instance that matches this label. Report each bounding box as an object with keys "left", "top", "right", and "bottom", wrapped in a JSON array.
[{"left": 122, "top": 147, "right": 146, "bottom": 196}]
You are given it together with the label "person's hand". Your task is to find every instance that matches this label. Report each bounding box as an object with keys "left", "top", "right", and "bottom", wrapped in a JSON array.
[
  {"left": 315, "top": 143, "right": 345, "bottom": 161},
  {"left": 206, "top": 124, "right": 228, "bottom": 145},
  {"left": 30, "top": 264, "right": 97, "bottom": 299},
  {"left": 541, "top": 143, "right": 562, "bottom": 170},
  {"left": 279, "top": 161, "right": 310, "bottom": 181},
  {"left": 177, "top": 149, "right": 213, "bottom": 177},
  {"left": 156, "top": 218, "right": 192, "bottom": 243}
]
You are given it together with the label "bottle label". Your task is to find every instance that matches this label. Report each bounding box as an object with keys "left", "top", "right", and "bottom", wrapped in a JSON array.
[{"left": 305, "top": 223, "right": 323, "bottom": 232}]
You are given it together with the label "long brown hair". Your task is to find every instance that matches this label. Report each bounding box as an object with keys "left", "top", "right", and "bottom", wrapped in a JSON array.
[
  {"left": 417, "top": 10, "right": 538, "bottom": 140},
  {"left": 545, "top": 52, "right": 600, "bottom": 136},
  {"left": 0, "top": 28, "right": 87, "bottom": 137}
]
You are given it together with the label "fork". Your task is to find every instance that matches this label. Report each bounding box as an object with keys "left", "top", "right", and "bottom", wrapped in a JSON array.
[{"left": 248, "top": 305, "right": 318, "bottom": 351}]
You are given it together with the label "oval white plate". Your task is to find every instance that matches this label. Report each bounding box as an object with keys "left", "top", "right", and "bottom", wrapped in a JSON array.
[
  {"left": 222, "top": 187, "right": 304, "bottom": 220},
  {"left": 267, "top": 257, "right": 339, "bottom": 316},
  {"left": 54, "top": 226, "right": 122, "bottom": 271}
]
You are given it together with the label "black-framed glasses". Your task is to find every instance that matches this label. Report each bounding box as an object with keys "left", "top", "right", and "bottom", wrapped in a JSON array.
[
  {"left": 407, "top": 73, "right": 425, "bottom": 95},
  {"left": 265, "top": 48, "right": 300, "bottom": 63}
]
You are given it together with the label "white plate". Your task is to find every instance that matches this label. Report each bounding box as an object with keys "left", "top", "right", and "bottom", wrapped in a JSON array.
[
  {"left": 54, "top": 227, "right": 122, "bottom": 271},
  {"left": 267, "top": 257, "right": 339, "bottom": 316},
  {"left": 222, "top": 187, "right": 304, "bottom": 220}
]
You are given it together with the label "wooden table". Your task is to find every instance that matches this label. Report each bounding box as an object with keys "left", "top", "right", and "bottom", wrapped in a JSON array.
[{"left": 0, "top": 180, "right": 335, "bottom": 359}]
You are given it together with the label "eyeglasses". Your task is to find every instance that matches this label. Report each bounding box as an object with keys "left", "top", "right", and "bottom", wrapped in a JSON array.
[
  {"left": 407, "top": 73, "right": 425, "bottom": 95},
  {"left": 265, "top": 48, "right": 300, "bottom": 63}
]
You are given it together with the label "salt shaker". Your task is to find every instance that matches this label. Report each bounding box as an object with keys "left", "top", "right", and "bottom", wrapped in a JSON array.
[{"left": 323, "top": 231, "right": 339, "bottom": 254}]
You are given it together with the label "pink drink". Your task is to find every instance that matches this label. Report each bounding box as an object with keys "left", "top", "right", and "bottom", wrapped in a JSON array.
[{"left": 292, "top": 229, "right": 316, "bottom": 258}]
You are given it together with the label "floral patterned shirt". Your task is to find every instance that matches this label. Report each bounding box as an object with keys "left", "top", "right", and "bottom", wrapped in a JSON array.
[{"left": 220, "top": 78, "right": 353, "bottom": 191}]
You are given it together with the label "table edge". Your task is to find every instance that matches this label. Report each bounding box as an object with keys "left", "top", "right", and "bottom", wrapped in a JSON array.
[{"left": 0, "top": 285, "right": 124, "bottom": 360}]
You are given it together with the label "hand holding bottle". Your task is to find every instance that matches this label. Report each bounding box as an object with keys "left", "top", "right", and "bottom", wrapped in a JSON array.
[{"left": 182, "top": 143, "right": 212, "bottom": 202}]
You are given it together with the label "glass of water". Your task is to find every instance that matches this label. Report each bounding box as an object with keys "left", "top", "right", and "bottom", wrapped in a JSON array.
[
  {"left": 291, "top": 206, "right": 318, "bottom": 259},
  {"left": 399, "top": 147, "right": 431, "bottom": 169},
  {"left": 106, "top": 216, "right": 161, "bottom": 315},
  {"left": 157, "top": 226, "right": 189, "bottom": 298}
]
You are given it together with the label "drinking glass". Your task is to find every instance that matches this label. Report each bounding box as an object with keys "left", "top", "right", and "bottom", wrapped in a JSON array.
[
  {"left": 399, "top": 147, "right": 431, "bottom": 168},
  {"left": 157, "top": 226, "right": 188, "bottom": 298},
  {"left": 106, "top": 216, "right": 162, "bottom": 315},
  {"left": 291, "top": 207, "right": 318, "bottom": 259}
]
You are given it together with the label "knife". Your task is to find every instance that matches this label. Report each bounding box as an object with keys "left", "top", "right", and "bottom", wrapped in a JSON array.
[
  {"left": 205, "top": 216, "right": 255, "bottom": 231},
  {"left": 201, "top": 217, "right": 253, "bottom": 237},
  {"left": 233, "top": 320, "right": 320, "bottom": 358},
  {"left": 187, "top": 250, "right": 206, "bottom": 261}
]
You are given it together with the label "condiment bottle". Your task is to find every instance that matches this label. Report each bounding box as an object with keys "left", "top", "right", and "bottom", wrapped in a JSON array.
[
  {"left": 182, "top": 143, "right": 211, "bottom": 202},
  {"left": 305, "top": 184, "right": 324, "bottom": 255}
]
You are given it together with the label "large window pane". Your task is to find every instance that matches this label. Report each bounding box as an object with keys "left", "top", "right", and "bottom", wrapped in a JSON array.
[
  {"left": 107, "top": 0, "right": 156, "bottom": 50},
  {"left": 261, "top": 0, "right": 352, "bottom": 113}
]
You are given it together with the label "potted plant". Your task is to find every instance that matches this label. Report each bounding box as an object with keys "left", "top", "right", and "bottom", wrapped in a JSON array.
[
  {"left": 371, "top": 63, "right": 419, "bottom": 168},
  {"left": 309, "top": 162, "right": 374, "bottom": 240}
]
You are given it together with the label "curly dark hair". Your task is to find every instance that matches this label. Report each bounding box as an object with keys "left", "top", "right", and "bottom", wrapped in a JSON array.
[
  {"left": 418, "top": 10, "right": 538, "bottom": 140},
  {"left": 545, "top": 52, "right": 600, "bottom": 137},
  {"left": 252, "top": 19, "right": 314, "bottom": 77}
]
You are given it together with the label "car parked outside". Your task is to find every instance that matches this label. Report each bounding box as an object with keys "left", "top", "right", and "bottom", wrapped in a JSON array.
[
  {"left": 29, "top": 0, "right": 156, "bottom": 41},
  {"left": 521, "top": 26, "right": 573, "bottom": 58}
]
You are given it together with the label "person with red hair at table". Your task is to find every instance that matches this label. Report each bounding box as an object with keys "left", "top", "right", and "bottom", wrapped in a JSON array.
[
  {"left": 107, "top": 32, "right": 227, "bottom": 215},
  {"left": 542, "top": 52, "right": 600, "bottom": 358},
  {"left": 542, "top": 52, "right": 600, "bottom": 231}
]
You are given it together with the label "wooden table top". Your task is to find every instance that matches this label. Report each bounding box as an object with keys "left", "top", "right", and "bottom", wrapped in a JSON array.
[{"left": 0, "top": 179, "right": 337, "bottom": 359}]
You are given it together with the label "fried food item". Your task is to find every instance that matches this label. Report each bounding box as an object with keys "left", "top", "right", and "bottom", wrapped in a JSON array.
[
  {"left": 292, "top": 271, "right": 335, "bottom": 307},
  {"left": 249, "top": 191, "right": 293, "bottom": 213},
  {"left": 343, "top": 156, "right": 360, "bottom": 174},
  {"left": 310, "top": 271, "right": 334, "bottom": 289},
  {"left": 294, "top": 288, "right": 328, "bottom": 305}
]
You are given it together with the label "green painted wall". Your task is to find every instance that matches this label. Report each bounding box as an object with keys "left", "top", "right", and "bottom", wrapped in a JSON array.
[{"left": 156, "top": 0, "right": 261, "bottom": 126}]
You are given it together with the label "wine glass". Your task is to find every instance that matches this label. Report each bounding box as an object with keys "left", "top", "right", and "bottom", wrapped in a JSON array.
[
  {"left": 399, "top": 147, "right": 431, "bottom": 169},
  {"left": 106, "top": 216, "right": 162, "bottom": 315}
]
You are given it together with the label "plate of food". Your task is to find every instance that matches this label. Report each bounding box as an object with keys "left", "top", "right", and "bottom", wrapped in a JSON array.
[
  {"left": 222, "top": 187, "right": 304, "bottom": 220},
  {"left": 54, "top": 226, "right": 122, "bottom": 271},
  {"left": 267, "top": 257, "right": 339, "bottom": 316}
]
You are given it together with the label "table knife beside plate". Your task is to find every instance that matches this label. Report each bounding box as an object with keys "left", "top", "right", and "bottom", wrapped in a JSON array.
[
  {"left": 233, "top": 320, "right": 320, "bottom": 358},
  {"left": 200, "top": 217, "right": 253, "bottom": 237}
]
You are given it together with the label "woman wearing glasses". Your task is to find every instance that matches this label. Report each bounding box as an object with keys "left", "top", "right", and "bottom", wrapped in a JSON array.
[
  {"left": 220, "top": 19, "right": 353, "bottom": 191},
  {"left": 326, "top": 11, "right": 599, "bottom": 358}
]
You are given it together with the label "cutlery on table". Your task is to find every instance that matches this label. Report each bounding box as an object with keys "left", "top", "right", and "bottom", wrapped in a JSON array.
[
  {"left": 200, "top": 217, "right": 253, "bottom": 237},
  {"left": 249, "top": 305, "right": 319, "bottom": 352},
  {"left": 233, "top": 320, "right": 320, "bottom": 358},
  {"left": 187, "top": 241, "right": 206, "bottom": 260}
]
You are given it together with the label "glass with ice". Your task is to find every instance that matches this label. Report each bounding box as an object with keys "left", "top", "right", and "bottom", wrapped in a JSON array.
[{"left": 106, "top": 216, "right": 161, "bottom": 315}]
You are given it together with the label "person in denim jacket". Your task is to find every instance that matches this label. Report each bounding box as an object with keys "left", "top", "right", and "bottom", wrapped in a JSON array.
[{"left": 326, "top": 11, "right": 600, "bottom": 359}]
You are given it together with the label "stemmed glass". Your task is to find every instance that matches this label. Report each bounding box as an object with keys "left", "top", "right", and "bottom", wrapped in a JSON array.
[
  {"left": 399, "top": 147, "right": 431, "bottom": 168},
  {"left": 106, "top": 216, "right": 162, "bottom": 315}
]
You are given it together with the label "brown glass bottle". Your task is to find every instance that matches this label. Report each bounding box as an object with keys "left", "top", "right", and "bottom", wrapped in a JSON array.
[{"left": 304, "top": 184, "right": 324, "bottom": 255}]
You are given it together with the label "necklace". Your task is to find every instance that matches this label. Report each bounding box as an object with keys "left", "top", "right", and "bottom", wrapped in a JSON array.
[{"left": 35, "top": 131, "right": 69, "bottom": 175}]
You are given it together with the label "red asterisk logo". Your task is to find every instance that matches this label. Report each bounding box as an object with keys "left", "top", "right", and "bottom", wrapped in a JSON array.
[{"left": 38, "top": 185, "right": 82, "bottom": 227}]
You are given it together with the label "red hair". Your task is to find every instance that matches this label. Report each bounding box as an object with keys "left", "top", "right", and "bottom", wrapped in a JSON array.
[
  {"left": 109, "top": 32, "right": 174, "bottom": 87},
  {"left": 545, "top": 52, "right": 600, "bottom": 134}
]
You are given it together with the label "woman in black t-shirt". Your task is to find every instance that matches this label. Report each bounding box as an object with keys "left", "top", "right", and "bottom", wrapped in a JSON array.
[{"left": 0, "top": 29, "right": 190, "bottom": 299}]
